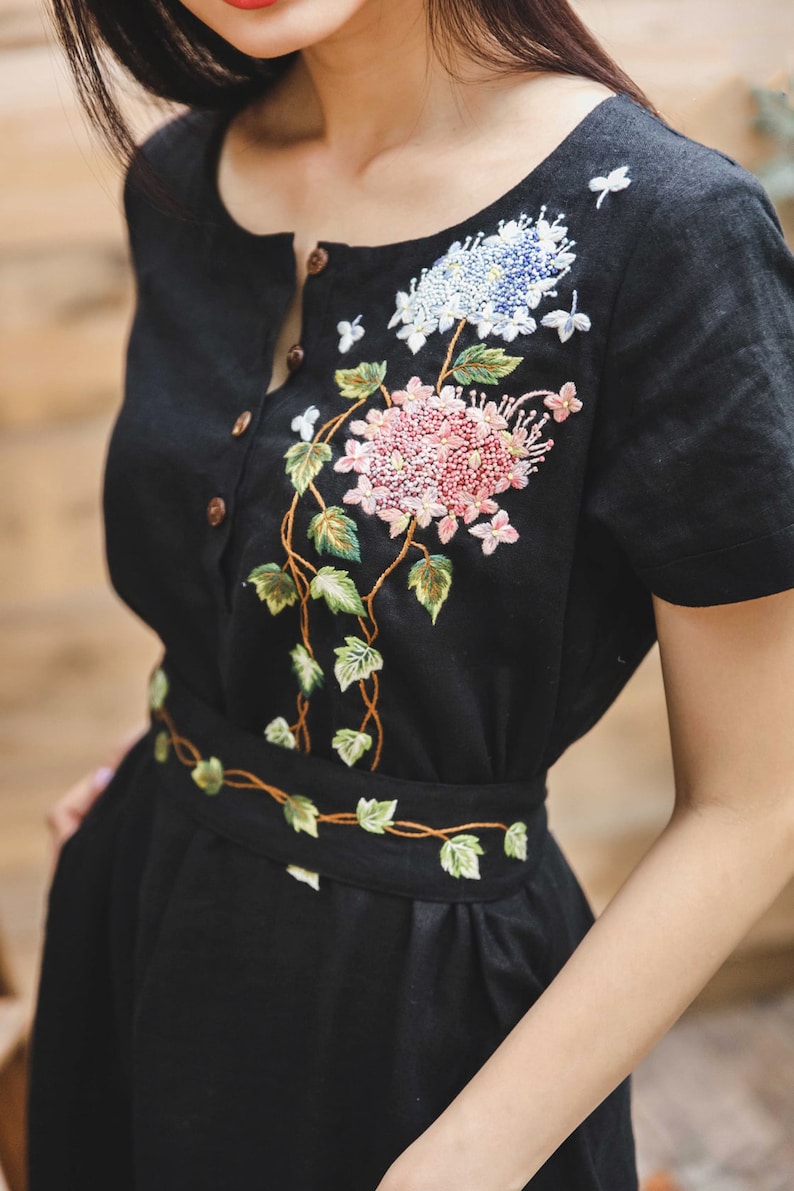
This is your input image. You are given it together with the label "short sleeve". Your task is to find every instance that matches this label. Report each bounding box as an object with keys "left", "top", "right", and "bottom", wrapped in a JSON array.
[{"left": 586, "top": 162, "right": 794, "bottom": 606}]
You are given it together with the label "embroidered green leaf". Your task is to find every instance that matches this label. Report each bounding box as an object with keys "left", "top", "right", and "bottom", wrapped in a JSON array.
[
  {"left": 334, "top": 361, "right": 387, "bottom": 400},
  {"left": 451, "top": 344, "right": 522, "bottom": 385},
  {"left": 284, "top": 441, "right": 332, "bottom": 495},
  {"left": 356, "top": 796, "right": 398, "bottom": 834},
  {"left": 247, "top": 563, "right": 299, "bottom": 614},
  {"left": 289, "top": 644, "right": 324, "bottom": 697},
  {"left": 439, "top": 833, "right": 484, "bottom": 879},
  {"left": 286, "top": 864, "right": 320, "bottom": 891},
  {"left": 148, "top": 667, "right": 168, "bottom": 711},
  {"left": 153, "top": 731, "right": 171, "bottom": 764},
  {"left": 333, "top": 729, "right": 373, "bottom": 768},
  {"left": 333, "top": 636, "right": 384, "bottom": 692},
  {"left": 264, "top": 716, "right": 297, "bottom": 749},
  {"left": 283, "top": 794, "right": 320, "bottom": 837},
  {"left": 307, "top": 505, "right": 361, "bottom": 562},
  {"left": 191, "top": 756, "right": 224, "bottom": 796},
  {"left": 504, "top": 821, "right": 528, "bottom": 861},
  {"left": 309, "top": 567, "right": 365, "bottom": 616},
  {"left": 407, "top": 554, "right": 453, "bottom": 625}
]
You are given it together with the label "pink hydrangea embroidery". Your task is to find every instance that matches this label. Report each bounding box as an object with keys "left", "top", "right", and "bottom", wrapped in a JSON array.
[{"left": 334, "top": 377, "right": 582, "bottom": 554}]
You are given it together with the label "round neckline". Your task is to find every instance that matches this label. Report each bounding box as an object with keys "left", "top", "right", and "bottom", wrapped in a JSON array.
[{"left": 202, "top": 89, "right": 633, "bottom": 258}]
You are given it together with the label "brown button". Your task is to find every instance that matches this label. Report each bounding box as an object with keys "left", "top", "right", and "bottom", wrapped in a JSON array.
[
  {"left": 232, "top": 410, "right": 252, "bottom": 437},
  {"left": 306, "top": 246, "right": 329, "bottom": 275},
  {"left": 286, "top": 343, "right": 305, "bottom": 372},
  {"left": 206, "top": 496, "right": 226, "bottom": 527}
]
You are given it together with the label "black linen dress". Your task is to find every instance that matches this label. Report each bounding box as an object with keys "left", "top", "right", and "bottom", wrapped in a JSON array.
[{"left": 27, "top": 90, "right": 794, "bottom": 1191}]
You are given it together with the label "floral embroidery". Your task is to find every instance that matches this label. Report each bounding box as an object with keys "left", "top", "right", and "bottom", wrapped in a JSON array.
[
  {"left": 242, "top": 213, "right": 588, "bottom": 784},
  {"left": 388, "top": 208, "right": 577, "bottom": 353},
  {"left": 337, "top": 315, "right": 365, "bottom": 353},
  {"left": 540, "top": 289, "right": 591, "bottom": 343},
  {"left": 149, "top": 666, "right": 530, "bottom": 882},
  {"left": 339, "top": 378, "right": 562, "bottom": 551},
  {"left": 588, "top": 165, "right": 631, "bottom": 208},
  {"left": 291, "top": 405, "right": 321, "bottom": 441},
  {"left": 544, "top": 381, "right": 583, "bottom": 422},
  {"left": 286, "top": 865, "right": 321, "bottom": 891}
]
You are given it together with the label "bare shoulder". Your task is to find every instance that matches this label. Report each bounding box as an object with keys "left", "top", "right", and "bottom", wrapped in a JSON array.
[{"left": 500, "top": 72, "right": 618, "bottom": 136}]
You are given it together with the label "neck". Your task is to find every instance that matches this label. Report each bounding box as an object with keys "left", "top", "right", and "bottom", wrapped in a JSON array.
[{"left": 270, "top": 0, "right": 503, "bottom": 162}]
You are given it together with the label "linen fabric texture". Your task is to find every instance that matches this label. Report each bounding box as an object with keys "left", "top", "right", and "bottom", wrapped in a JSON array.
[{"left": 27, "top": 90, "right": 794, "bottom": 1191}]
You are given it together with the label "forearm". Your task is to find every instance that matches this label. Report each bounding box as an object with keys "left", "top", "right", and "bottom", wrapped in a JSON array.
[{"left": 420, "top": 800, "right": 794, "bottom": 1190}]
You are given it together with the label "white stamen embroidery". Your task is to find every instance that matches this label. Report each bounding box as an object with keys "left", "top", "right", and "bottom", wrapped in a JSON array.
[{"left": 588, "top": 165, "right": 631, "bottom": 209}]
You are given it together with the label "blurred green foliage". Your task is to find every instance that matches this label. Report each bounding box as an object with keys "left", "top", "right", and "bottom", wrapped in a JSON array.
[{"left": 751, "top": 80, "right": 794, "bottom": 207}]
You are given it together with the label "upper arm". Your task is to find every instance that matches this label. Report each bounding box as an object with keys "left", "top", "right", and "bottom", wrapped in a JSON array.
[{"left": 652, "top": 588, "right": 794, "bottom": 824}]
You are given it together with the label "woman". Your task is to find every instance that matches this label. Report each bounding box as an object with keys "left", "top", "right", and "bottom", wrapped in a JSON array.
[{"left": 29, "top": 1, "right": 794, "bottom": 1189}]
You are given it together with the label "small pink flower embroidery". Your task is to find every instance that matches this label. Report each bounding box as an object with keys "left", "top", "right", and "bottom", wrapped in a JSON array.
[
  {"left": 391, "top": 376, "right": 435, "bottom": 406},
  {"left": 469, "top": 510, "right": 520, "bottom": 554},
  {"left": 543, "top": 381, "right": 582, "bottom": 423},
  {"left": 334, "top": 439, "right": 374, "bottom": 473},
  {"left": 343, "top": 474, "right": 389, "bottom": 514}
]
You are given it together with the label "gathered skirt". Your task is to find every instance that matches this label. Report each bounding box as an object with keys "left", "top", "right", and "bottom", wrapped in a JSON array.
[{"left": 27, "top": 666, "right": 639, "bottom": 1191}]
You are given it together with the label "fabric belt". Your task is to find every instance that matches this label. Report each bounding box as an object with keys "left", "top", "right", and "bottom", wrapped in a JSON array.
[{"left": 146, "top": 657, "right": 551, "bottom": 903}]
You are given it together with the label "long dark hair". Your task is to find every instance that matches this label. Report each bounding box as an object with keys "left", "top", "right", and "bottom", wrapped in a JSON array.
[{"left": 47, "top": 0, "right": 658, "bottom": 189}]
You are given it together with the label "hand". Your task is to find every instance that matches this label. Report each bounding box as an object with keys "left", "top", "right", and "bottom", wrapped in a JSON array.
[{"left": 46, "top": 719, "right": 149, "bottom": 875}]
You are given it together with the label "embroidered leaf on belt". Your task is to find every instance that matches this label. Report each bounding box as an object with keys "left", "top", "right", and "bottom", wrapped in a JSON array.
[
  {"left": 286, "top": 864, "right": 320, "bottom": 891},
  {"left": 310, "top": 567, "right": 366, "bottom": 615},
  {"left": 284, "top": 794, "right": 320, "bottom": 837},
  {"left": 440, "top": 833, "right": 484, "bottom": 879},
  {"left": 407, "top": 554, "right": 452, "bottom": 625},
  {"left": 307, "top": 505, "right": 361, "bottom": 562},
  {"left": 504, "top": 821, "right": 528, "bottom": 861},
  {"left": 290, "top": 645, "right": 324, "bottom": 697},
  {"left": 247, "top": 563, "right": 299, "bottom": 614},
  {"left": 148, "top": 667, "right": 169, "bottom": 711},
  {"left": 191, "top": 756, "right": 224, "bottom": 796},
  {"left": 333, "top": 636, "right": 384, "bottom": 692},
  {"left": 264, "top": 716, "right": 297, "bottom": 749},
  {"left": 356, "top": 796, "right": 397, "bottom": 833},
  {"left": 333, "top": 729, "right": 373, "bottom": 767},
  {"left": 284, "top": 441, "right": 332, "bottom": 495},
  {"left": 153, "top": 731, "right": 171, "bottom": 763},
  {"left": 334, "top": 360, "right": 387, "bottom": 400},
  {"left": 451, "top": 345, "right": 522, "bottom": 385}
]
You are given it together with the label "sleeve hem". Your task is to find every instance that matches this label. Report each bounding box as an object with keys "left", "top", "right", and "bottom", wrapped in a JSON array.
[{"left": 634, "top": 519, "right": 794, "bottom": 606}]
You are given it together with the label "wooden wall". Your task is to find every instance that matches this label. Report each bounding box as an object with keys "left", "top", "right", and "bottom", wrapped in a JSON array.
[{"left": 1, "top": 0, "right": 793, "bottom": 1006}]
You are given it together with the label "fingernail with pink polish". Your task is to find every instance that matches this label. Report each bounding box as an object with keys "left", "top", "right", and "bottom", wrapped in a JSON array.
[{"left": 94, "top": 765, "right": 115, "bottom": 787}]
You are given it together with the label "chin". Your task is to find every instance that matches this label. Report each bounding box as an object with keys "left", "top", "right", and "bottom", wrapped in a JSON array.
[{"left": 177, "top": 0, "right": 374, "bottom": 59}]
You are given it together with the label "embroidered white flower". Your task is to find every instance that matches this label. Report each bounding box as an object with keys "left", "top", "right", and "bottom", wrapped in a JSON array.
[
  {"left": 387, "top": 290, "right": 417, "bottom": 328},
  {"left": 396, "top": 314, "right": 439, "bottom": 355},
  {"left": 541, "top": 289, "right": 591, "bottom": 343},
  {"left": 494, "top": 306, "right": 537, "bottom": 342},
  {"left": 291, "top": 405, "right": 321, "bottom": 441},
  {"left": 588, "top": 165, "right": 631, "bottom": 209},
  {"left": 524, "top": 276, "right": 558, "bottom": 309},
  {"left": 535, "top": 217, "right": 568, "bottom": 255},
  {"left": 337, "top": 314, "right": 365, "bottom": 353},
  {"left": 468, "top": 509, "right": 520, "bottom": 554}
]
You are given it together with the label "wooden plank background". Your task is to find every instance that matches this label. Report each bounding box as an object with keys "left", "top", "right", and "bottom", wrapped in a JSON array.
[{"left": 2, "top": 3, "right": 794, "bottom": 1189}]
